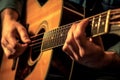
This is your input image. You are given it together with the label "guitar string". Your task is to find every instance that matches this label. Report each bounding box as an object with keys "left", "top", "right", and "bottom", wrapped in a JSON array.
[{"left": 28, "top": 9, "right": 120, "bottom": 48}]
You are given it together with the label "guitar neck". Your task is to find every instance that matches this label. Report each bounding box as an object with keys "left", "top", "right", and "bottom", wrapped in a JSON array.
[{"left": 40, "top": 8, "right": 120, "bottom": 51}]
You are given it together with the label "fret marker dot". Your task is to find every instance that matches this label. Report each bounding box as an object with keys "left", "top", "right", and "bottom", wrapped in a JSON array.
[
  {"left": 60, "top": 34, "right": 63, "bottom": 36},
  {"left": 102, "top": 21, "right": 105, "bottom": 25},
  {"left": 51, "top": 37, "right": 54, "bottom": 39},
  {"left": 95, "top": 23, "right": 98, "bottom": 27}
]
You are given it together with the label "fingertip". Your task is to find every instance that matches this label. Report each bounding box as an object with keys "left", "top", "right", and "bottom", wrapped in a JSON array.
[
  {"left": 82, "top": 18, "right": 89, "bottom": 22},
  {"left": 21, "top": 43, "right": 29, "bottom": 49},
  {"left": 62, "top": 43, "right": 68, "bottom": 52},
  {"left": 81, "top": 18, "right": 89, "bottom": 26},
  {"left": 22, "top": 36, "right": 31, "bottom": 44}
]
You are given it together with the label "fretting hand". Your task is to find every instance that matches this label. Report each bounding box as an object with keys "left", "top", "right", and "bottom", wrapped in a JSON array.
[{"left": 62, "top": 19, "right": 115, "bottom": 68}]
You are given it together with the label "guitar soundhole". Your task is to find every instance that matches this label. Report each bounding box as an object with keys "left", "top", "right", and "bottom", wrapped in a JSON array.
[{"left": 31, "top": 28, "right": 45, "bottom": 61}]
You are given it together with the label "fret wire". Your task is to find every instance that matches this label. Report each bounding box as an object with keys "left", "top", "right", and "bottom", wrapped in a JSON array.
[
  {"left": 92, "top": 16, "right": 95, "bottom": 29},
  {"left": 97, "top": 14, "right": 102, "bottom": 33}
]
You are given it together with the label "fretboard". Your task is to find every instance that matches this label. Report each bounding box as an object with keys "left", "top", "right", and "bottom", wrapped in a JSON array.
[{"left": 42, "top": 24, "right": 71, "bottom": 51}]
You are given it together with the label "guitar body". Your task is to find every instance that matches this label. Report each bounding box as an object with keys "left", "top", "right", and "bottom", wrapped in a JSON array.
[
  {"left": 25, "top": 0, "right": 63, "bottom": 80},
  {"left": 0, "top": 0, "right": 83, "bottom": 80}
]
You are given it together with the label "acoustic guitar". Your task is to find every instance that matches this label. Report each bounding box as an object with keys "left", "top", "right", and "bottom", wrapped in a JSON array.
[{"left": 0, "top": 0, "right": 120, "bottom": 80}]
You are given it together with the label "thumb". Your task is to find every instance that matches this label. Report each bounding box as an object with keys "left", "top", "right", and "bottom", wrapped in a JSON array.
[{"left": 16, "top": 22, "right": 31, "bottom": 43}]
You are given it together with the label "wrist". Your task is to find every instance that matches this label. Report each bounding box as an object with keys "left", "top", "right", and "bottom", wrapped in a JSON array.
[
  {"left": 1, "top": 8, "right": 19, "bottom": 21},
  {"left": 96, "top": 51, "right": 119, "bottom": 68}
]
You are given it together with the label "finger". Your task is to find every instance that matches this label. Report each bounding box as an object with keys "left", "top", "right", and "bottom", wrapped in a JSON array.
[
  {"left": 63, "top": 23, "right": 76, "bottom": 52},
  {"left": 62, "top": 43, "right": 74, "bottom": 60},
  {"left": 1, "top": 38, "right": 9, "bottom": 48},
  {"left": 77, "top": 18, "right": 89, "bottom": 35},
  {"left": 1, "top": 37, "right": 27, "bottom": 58},
  {"left": 7, "top": 33, "right": 19, "bottom": 49},
  {"left": 2, "top": 47, "right": 12, "bottom": 57},
  {"left": 16, "top": 22, "right": 31, "bottom": 43},
  {"left": 2, "top": 43, "right": 16, "bottom": 58},
  {"left": 74, "top": 18, "right": 89, "bottom": 47},
  {"left": 7, "top": 43, "right": 28, "bottom": 59},
  {"left": 1, "top": 33, "right": 18, "bottom": 53},
  {"left": 15, "top": 43, "right": 28, "bottom": 56},
  {"left": 63, "top": 23, "right": 80, "bottom": 60}
]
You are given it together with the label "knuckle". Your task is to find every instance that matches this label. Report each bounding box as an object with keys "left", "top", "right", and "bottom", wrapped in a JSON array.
[
  {"left": 74, "top": 33, "right": 81, "bottom": 40},
  {"left": 1, "top": 39, "right": 4, "bottom": 44},
  {"left": 12, "top": 43, "right": 17, "bottom": 49},
  {"left": 1, "top": 39, "right": 7, "bottom": 47}
]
